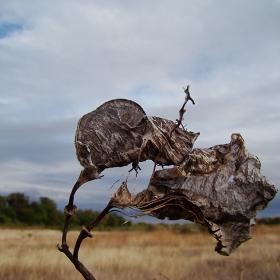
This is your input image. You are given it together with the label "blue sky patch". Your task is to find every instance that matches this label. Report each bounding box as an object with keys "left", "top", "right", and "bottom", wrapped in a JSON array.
[{"left": 0, "top": 22, "right": 23, "bottom": 38}]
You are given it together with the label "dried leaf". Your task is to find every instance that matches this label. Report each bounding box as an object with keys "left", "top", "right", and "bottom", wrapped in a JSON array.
[{"left": 60, "top": 94, "right": 277, "bottom": 280}]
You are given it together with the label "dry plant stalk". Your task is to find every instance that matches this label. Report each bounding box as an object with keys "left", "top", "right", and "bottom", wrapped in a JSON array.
[{"left": 58, "top": 86, "right": 277, "bottom": 280}]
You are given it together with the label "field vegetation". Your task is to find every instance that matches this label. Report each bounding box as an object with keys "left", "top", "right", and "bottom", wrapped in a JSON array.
[
  {"left": 1, "top": 224, "right": 280, "bottom": 280},
  {"left": 1, "top": 192, "right": 280, "bottom": 279}
]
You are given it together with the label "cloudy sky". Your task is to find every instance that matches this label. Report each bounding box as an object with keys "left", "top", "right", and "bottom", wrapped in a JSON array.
[{"left": 0, "top": 0, "right": 279, "bottom": 221}]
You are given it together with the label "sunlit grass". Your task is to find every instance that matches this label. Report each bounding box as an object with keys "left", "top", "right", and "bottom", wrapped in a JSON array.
[{"left": 0, "top": 225, "right": 280, "bottom": 280}]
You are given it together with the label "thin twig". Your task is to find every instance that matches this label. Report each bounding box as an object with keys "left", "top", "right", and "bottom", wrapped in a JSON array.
[
  {"left": 73, "top": 204, "right": 113, "bottom": 265},
  {"left": 110, "top": 172, "right": 125, "bottom": 190},
  {"left": 169, "top": 85, "right": 195, "bottom": 138}
]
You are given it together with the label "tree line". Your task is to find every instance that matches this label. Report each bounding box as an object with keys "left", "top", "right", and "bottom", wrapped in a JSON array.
[
  {"left": 1, "top": 192, "right": 279, "bottom": 230},
  {"left": 0, "top": 192, "right": 129, "bottom": 229}
]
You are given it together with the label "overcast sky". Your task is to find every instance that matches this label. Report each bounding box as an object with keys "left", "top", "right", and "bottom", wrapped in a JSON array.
[{"left": 0, "top": 0, "right": 279, "bottom": 222}]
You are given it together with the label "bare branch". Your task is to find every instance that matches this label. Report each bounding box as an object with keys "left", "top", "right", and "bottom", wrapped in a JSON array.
[
  {"left": 172, "top": 85, "right": 195, "bottom": 134},
  {"left": 73, "top": 205, "right": 113, "bottom": 264},
  {"left": 57, "top": 244, "right": 96, "bottom": 280}
]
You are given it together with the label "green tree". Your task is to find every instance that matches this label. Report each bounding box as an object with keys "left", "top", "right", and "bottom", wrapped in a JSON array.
[
  {"left": 0, "top": 195, "right": 9, "bottom": 223},
  {"left": 38, "top": 197, "right": 63, "bottom": 226},
  {"left": 5, "top": 193, "right": 30, "bottom": 224}
]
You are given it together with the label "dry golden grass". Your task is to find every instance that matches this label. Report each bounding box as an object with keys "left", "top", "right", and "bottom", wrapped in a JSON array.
[{"left": 0, "top": 225, "right": 280, "bottom": 280}]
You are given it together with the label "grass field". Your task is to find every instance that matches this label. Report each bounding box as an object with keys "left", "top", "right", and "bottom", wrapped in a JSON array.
[{"left": 0, "top": 225, "right": 280, "bottom": 280}]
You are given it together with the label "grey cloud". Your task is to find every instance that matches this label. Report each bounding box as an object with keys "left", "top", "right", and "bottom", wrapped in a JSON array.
[
  {"left": 0, "top": 118, "right": 77, "bottom": 163},
  {"left": 0, "top": 0, "right": 279, "bottom": 218}
]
